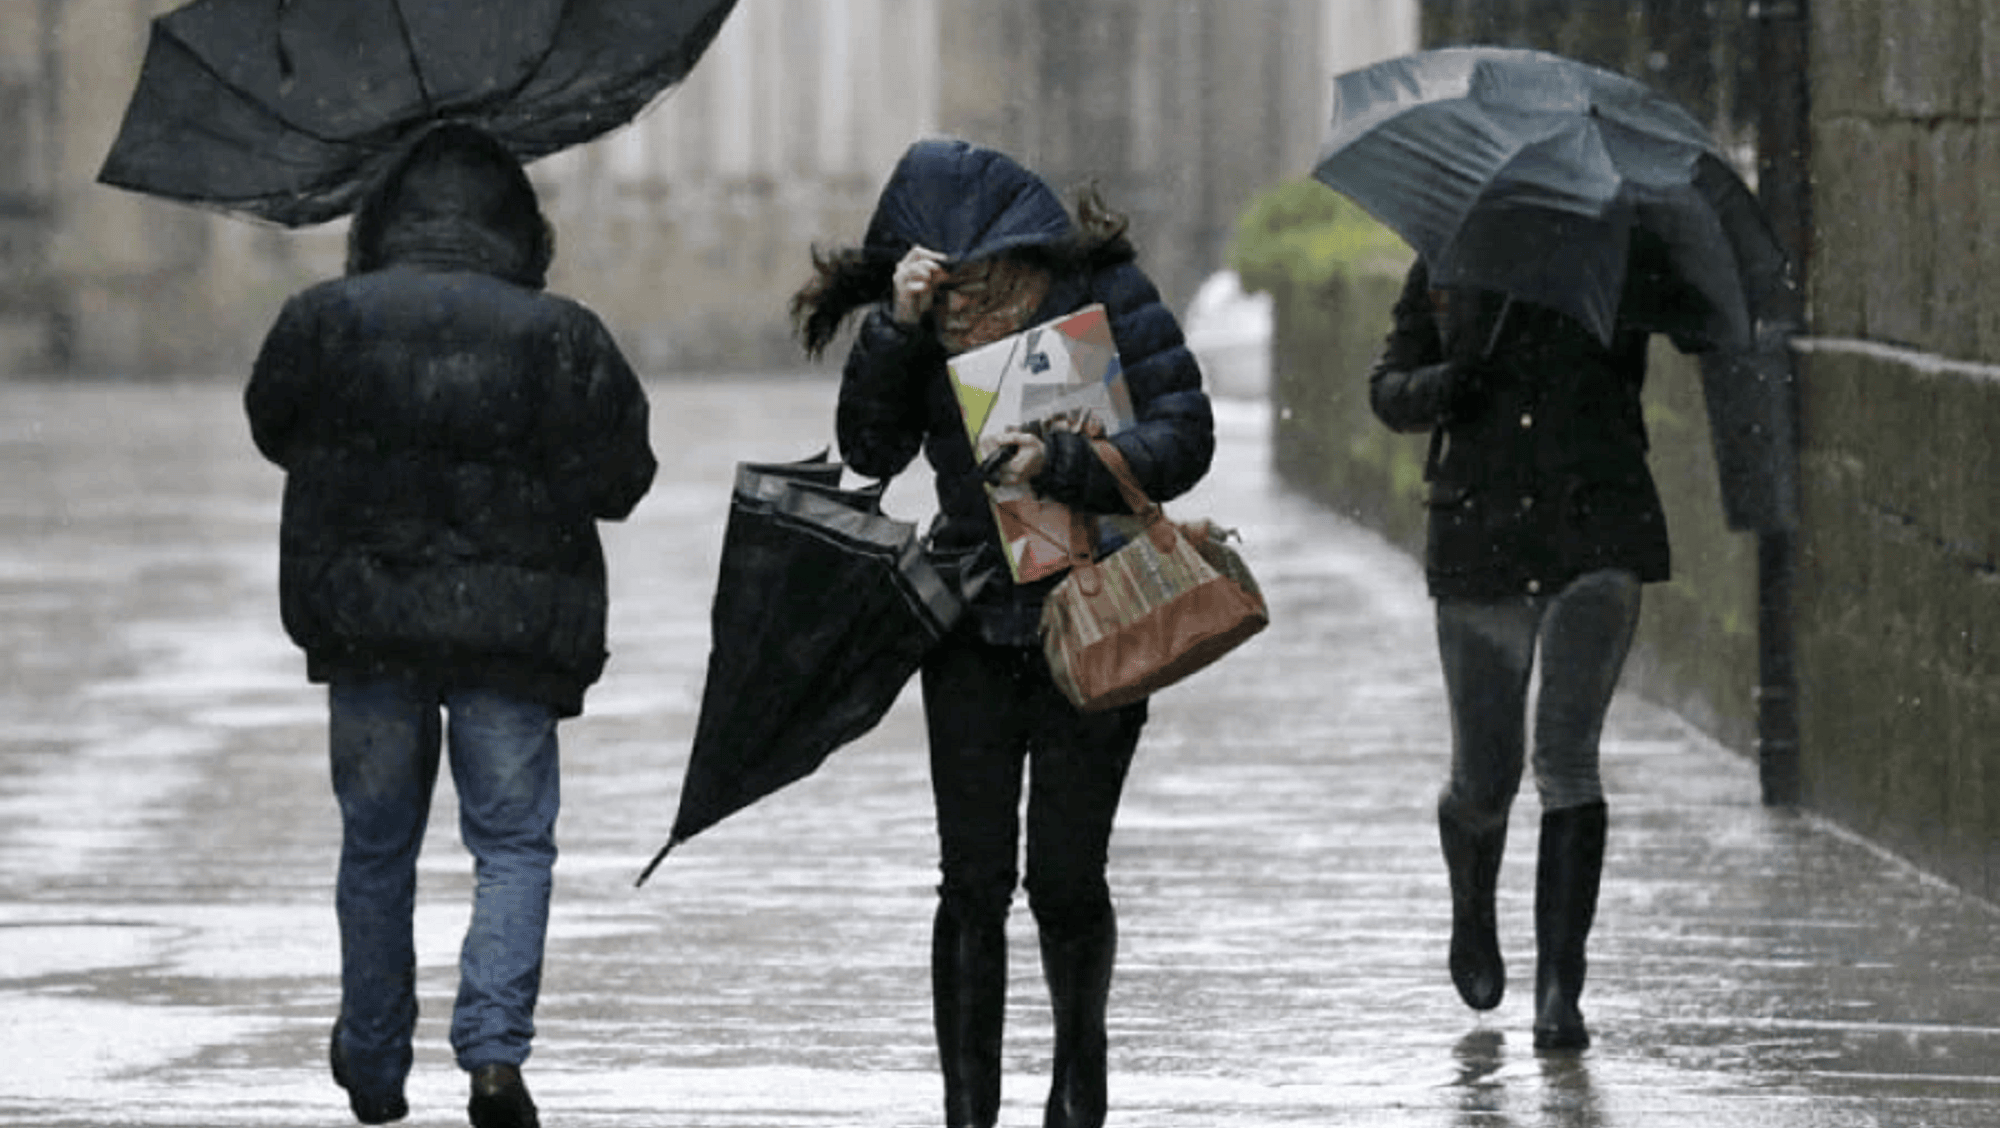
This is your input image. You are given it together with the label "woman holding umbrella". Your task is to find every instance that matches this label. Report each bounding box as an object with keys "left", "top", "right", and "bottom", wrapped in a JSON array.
[
  {"left": 791, "top": 138, "right": 1213, "bottom": 1128},
  {"left": 246, "top": 122, "right": 657, "bottom": 1127},
  {"left": 1368, "top": 259, "right": 1670, "bottom": 1052}
]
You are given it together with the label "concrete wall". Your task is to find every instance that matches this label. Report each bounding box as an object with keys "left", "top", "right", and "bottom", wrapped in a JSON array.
[{"left": 1265, "top": 0, "right": 2000, "bottom": 902}]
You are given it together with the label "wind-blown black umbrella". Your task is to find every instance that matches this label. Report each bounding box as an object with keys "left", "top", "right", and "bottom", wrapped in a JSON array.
[
  {"left": 635, "top": 454, "right": 963, "bottom": 886},
  {"left": 97, "top": 0, "right": 739, "bottom": 226},
  {"left": 1313, "top": 46, "right": 1791, "bottom": 353}
]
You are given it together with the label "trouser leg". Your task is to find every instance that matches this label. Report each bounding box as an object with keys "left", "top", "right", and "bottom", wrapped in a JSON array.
[
  {"left": 1433, "top": 597, "right": 1536, "bottom": 1010},
  {"left": 1530, "top": 569, "right": 1642, "bottom": 811},
  {"left": 922, "top": 635, "right": 1028, "bottom": 1128},
  {"left": 1023, "top": 674, "right": 1142, "bottom": 1128},
  {"left": 443, "top": 689, "right": 561, "bottom": 1073},
  {"left": 1528, "top": 570, "right": 1637, "bottom": 1051},
  {"left": 328, "top": 677, "right": 441, "bottom": 1107}
]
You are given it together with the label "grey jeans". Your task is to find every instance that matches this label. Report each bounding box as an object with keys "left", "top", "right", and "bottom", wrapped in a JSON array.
[{"left": 1434, "top": 569, "right": 1642, "bottom": 826}]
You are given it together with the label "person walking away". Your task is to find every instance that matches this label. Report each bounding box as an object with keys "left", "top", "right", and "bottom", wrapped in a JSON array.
[
  {"left": 245, "top": 122, "right": 657, "bottom": 1126},
  {"left": 791, "top": 138, "right": 1213, "bottom": 1128},
  {"left": 1367, "top": 258, "right": 1671, "bottom": 1051}
]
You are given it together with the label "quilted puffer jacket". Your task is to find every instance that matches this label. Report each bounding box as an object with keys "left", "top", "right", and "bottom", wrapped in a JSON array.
[
  {"left": 245, "top": 124, "right": 656, "bottom": 716},
  {"left": 835, "top": 139, "right": 1214, "bottom": 645}
]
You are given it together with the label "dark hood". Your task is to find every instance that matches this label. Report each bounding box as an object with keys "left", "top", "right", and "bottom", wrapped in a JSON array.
[
  {"left": 346, "top": 122, "right": 551, "bottom": 288},
  {"left": 861, "top": 138, "right": 1074, "bottom": 267}
]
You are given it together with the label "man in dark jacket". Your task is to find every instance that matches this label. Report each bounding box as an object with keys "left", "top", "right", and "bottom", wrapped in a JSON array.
[
  {"left": 793, "top": 139, "right": 1212, "bottom": 1128},
  {"left": 246, "top": 123, "right": 656, "bottom": 1128},
  {"left": 1369, "top": 257, "right": 1669, "bottom": 1053}
]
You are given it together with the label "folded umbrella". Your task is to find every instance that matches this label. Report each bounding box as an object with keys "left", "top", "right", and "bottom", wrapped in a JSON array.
[
  {"left": 1313, "top": 45, "right": 1791, "bottom": 352},
  {"left": 97, "top": 0, "right": 740, "bottom": 226},
  {"left": 635, "top": 455, "right": 962, "bottom": 885}
]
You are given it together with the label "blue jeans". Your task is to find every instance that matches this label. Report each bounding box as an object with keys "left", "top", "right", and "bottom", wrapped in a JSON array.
[
  {"left": 1434, "top": 569, "right": 1641, "bottom": 825},
  {"left": 328, "top": 676, "right": 560, "bottom": 1096}
]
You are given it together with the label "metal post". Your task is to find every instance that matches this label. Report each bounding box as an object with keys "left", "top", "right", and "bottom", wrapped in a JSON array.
[{"left": 1750, "top": 0, "right": 1810, "bottom": 807}]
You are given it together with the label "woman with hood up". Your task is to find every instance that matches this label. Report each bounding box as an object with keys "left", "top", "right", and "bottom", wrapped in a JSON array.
[
  {"left": 245, "top": 122, "right": 656, "bottom": 1128},
  {"left": 792, "top": 139, "right": 1213, "bottom": 1128}
]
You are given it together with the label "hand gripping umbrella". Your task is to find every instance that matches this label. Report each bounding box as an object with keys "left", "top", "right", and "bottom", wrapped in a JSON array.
[
  {"left": 634, "top": 454, "right": 964, "bottom": 886},
  {"left": 1313, "top": 46, "right": 1792, "bottom": 353},
  {"left": 97, "top": 0, "right": 740, "bottom": 226}
]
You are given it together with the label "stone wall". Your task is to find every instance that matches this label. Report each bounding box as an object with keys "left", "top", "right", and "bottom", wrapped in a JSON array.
[{"left": 1796, "top": 0, "right": 2000, "bottom": 900}]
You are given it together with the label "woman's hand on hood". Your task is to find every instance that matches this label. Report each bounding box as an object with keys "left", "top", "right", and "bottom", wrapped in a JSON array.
[{"left": 892, "top": 246, "right": 949, "bottom": 326}]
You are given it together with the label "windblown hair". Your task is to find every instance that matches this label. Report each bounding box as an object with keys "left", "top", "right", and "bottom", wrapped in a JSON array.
[{"left": 790, "top": 183, "right": 1138, "bottom": 359}]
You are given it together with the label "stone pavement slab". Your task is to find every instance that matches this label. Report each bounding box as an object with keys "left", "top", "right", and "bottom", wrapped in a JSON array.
[{"left": 0, "top": 378, "right": 1995, "bottom": 1127}]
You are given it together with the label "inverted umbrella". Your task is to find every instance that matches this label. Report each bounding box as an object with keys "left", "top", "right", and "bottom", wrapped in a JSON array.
[
  {"left": 1313, "top": 46, "right": 1790, "bottom": 352},
  {"left": 97, "top": 0, "right": 740, "bottom": 226},
  {"left": 635, "top": 455, "right": 963, "bottom": 885}
]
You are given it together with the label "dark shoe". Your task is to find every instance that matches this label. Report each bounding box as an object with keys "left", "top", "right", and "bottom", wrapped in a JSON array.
[
  {"left": 1038, "top": 911, "right": 1116, "bottom": 1128},
  {"left": 933, "top": 900, "right": 1007, "bottom": 1128},
  {"left": 1532, "top": 802, "right": 1607, "bottom": 1052},
  {"left": 1438, "top": 798, "right": 1508, "bottom": 1011},
  {"left": 329, "top": 1019, "right": 408, "bottom": 1125},
  {"left": 468, "top": 1064, "right": 540, "bottom": 1128}
]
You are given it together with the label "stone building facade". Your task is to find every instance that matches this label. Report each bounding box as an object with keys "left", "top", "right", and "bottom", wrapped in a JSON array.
[{"left": 5, "top": 0, "right": 1414, "bottom": 377}]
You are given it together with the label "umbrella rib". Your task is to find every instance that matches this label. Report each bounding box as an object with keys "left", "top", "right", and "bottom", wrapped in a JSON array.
[
  {"left": 388, "top": 0, "right": 438, "bottom": 118},
  {"left": 152, "top": 21, "right": 357, "bottom": 150}
]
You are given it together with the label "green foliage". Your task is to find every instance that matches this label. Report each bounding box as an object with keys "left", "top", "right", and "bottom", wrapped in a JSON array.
[{"left": 1228, "top": 179, "right": 1409, "bottom": 297}]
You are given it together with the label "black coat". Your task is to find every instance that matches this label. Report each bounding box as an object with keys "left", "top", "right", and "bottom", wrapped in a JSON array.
[
  {"left": 1369, "top": 259, "right": 1670, "bottom": 600},
  {"left": 245, "top": 128, "right": 656, "bottom": 716},
  {"left": 836, "top": 140, "right": 1214, "bottom": 645}
]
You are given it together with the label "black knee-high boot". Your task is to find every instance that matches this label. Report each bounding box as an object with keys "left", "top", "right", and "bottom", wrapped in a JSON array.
[
  {"left": 934, "top": 902, "right": 1007, "bottom": 1128},
  {"left": 1038, "top": 911, "right": 1115, "bottom": 1128},
  {"left": 1438, "top": 797, "right": 1509, "bottom": 1010},
  {"left": 1534, "top": 801, "right": 1607, "bottom": 1051}
]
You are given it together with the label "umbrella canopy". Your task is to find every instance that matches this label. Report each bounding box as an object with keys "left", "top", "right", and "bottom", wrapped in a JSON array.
[
  {"left": 97, "top": 0, "right": 740, "bottom": 226},
  {"left": 635, "top": 455, "right": 963, "bottom": 885},
  {"left": 1313, "top": 46, "right": 1790, "bottom": 352}
]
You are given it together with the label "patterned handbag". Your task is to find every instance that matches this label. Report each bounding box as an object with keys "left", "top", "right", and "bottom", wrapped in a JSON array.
[{"left": 1040, "top": 437, "right": 1268, "bottom": 712}]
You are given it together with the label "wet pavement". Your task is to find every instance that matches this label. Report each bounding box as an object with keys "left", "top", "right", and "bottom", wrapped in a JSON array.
[{"left": 1, "top": 376, "right": 1996, "bottom": 1128}]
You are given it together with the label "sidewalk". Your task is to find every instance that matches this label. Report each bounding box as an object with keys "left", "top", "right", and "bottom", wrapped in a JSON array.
[{"left": 1, "top": 377, "right": 1995, "bottom": 1127}]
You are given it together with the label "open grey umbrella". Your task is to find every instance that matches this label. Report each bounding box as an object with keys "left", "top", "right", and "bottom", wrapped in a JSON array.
[
  {"left": 635, "top": 455, "right": 963, "bottom": 885},
  {"left": 1313, "top": 46, "right": 1789, "bottom": 352},
  {"left": 97, "top": 0, "right": 739, "bottom": 226}
]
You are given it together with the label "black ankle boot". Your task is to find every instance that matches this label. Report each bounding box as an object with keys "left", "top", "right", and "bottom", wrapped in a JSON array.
[
  {"left": 1438, "top": 798, "right": 1508, "bottom": 1011},
  {"left": 933, "top": 902, "right": 1007, "bottom": 1128},
  {"left": 1038, "top": 912, "right": 1115, "bottom": 1128},
  {"left": 329, "top": 1018, "right": 408, "bottom": 1125},
  {"left": 1533, "top": 802, "right": 1607, "bottom": 1052},
  {"left": 467, "top": 1063, "right": 539, "bottom": 1128}
]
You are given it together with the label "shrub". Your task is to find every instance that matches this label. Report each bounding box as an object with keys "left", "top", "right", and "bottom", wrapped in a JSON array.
[{"left": 1228, "top": 179, "right": 1409, "bottom": 298}]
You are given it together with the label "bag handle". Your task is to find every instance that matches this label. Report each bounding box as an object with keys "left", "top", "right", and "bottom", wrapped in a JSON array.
[{"left": 1085, "top": 438, "right": 1159, "bottom": 520}]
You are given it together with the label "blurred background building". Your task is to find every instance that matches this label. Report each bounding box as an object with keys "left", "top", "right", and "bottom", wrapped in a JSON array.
[{"left": 2, "top": 0, "right": 1417, "bottom": 378}]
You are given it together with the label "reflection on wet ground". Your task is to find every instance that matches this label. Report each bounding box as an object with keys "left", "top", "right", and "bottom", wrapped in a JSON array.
[{"left": 1, "top": 378, "right": 1995, "bottom": 1126}]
